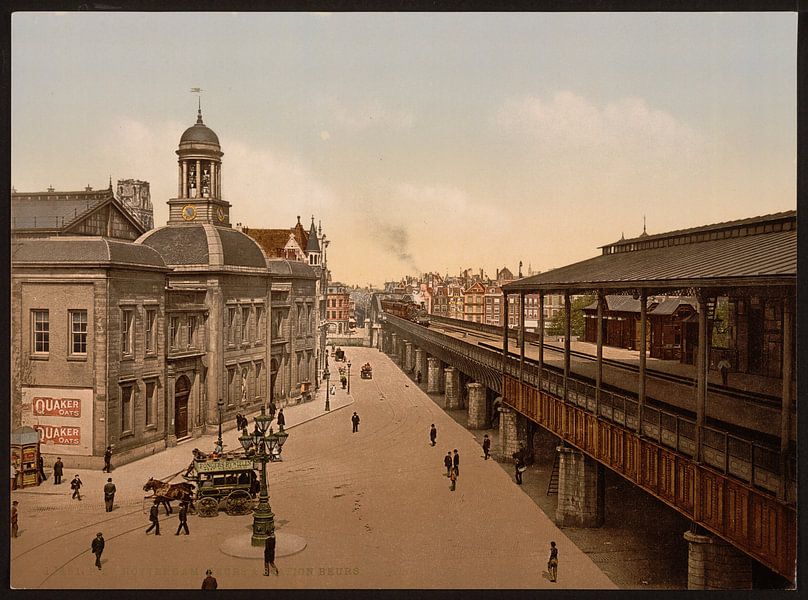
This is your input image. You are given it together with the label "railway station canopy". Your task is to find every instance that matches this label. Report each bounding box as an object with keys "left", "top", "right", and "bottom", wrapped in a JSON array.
[{"left": 504, "top": 211, "right": 795, "bottom": 293}]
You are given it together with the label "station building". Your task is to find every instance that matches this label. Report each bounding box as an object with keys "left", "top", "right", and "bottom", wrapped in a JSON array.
[{"left": 11, "top": 109, "right": 321, "bottom": 468}]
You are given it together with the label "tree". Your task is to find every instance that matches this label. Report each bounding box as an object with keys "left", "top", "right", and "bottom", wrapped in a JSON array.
[{"left": 547, "top": 295, "right": 596, "bottom": 338}]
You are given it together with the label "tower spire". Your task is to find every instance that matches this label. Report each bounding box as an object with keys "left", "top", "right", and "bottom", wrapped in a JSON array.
[{"left": 643, "top": 214, "right": 647, "bottom": 235}]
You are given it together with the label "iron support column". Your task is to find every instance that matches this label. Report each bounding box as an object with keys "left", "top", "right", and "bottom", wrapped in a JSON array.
[
  {"left": 779, "top": 294, "right": 794, "bottom": 501},
  {"left": 595, "top": 290, "right": 604, "bottom": 418},
  {"left": 538, "top": 292, "right": 544, "bottom": 391},
  {"left": 519, "top": 291, "right": 525, "bottom": 383},
  {"left": 502, "top": 293, "right": 509, "bottom": 376},
  {"left": 563, "top": 292, "right": 571, "bottom": 402},
  {"left": 695, "top": 289, "right": 708, "bottom": 463},
  {"left": 638, "top": 288, "right": 647, "bottom": 435}
]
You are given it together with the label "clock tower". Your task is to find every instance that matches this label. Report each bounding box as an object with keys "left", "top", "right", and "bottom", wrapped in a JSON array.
[{"left": 167, "top": 107, "right": 231, "bottom": 226}]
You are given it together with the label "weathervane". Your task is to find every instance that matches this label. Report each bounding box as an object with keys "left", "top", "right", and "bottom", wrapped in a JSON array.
[{"left": 190, "top": 87, "right": 204, "bottom": 112}]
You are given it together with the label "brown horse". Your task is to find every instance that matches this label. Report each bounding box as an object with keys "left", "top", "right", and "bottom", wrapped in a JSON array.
[{"left": 143, "top": 478, "right": 195, "bottom": 514}]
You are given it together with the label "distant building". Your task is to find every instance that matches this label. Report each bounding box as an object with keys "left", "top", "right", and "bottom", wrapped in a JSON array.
[
  {"left": 327, "top": 282, "right": 352, "bottom": 334},
  {"left": 117, "top": 179, "right": 154, "bottom": 230},
  {"left": 463, "top": 281, "right": 486, "bottom": 323}
]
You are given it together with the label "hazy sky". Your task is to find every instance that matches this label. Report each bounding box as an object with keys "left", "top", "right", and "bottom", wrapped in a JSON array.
[{"left": 12, "top": 12, "right": 796, "bottom": 286}]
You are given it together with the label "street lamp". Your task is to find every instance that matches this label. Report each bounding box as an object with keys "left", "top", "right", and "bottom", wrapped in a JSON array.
[
  {"left": 239, "top": 406, "right": 289, "bottom": 547},
  {"left": 324, "top": 365, "right": 331, "bottom": 411},
  {"left": 347, "top": 361, "right": 352, "bottom": 394},
  {"left": 215, "top": 398, "right": 224, "bottom": 453}
]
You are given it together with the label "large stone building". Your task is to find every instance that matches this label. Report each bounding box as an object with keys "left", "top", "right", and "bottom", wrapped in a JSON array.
[
  {"left": 116, "top": 178, "right": 154, "bottom": 230},
  {"left": 11, "top": 109, "right": 321, "bottom": 468}
]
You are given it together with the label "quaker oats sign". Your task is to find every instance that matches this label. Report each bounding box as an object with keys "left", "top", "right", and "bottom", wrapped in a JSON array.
[{"left": 21, "top": 387, "right": 94, "bottom": 455}]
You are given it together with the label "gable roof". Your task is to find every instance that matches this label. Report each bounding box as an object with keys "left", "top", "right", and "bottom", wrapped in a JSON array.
[
  {"left": 306, "top": 218, "right": 321, "bottom": 253},
  {"left": 12, "top": 188, "right": 146, "bottom": 237}
]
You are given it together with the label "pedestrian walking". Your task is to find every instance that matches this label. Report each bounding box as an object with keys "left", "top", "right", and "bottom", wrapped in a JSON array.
[
  {"left": 416, "top": 370, "right": 422, "bottom": 384},
  {"left": 11, "top": 461, "right": 18, "bottom": 491},
  {"left": 351, "top": 412, "right": 360, "bottom": 433},
  {"left": 330, "top": 384, "right": 336, "bottom": 396},
  {"left": 71, "top": 475, "right": 83, "bottom": 500},
  {"left": 277, "top": 409, "right": 285, "bottom": 430},
  {"left": 444, "top": 452, "right": 453, "bottom": 477},
  {"left": 515, "top": 457, "right": 524, "bottom": 485},
  {"left": 175, "top": 502, "right": 189, "bottom": 535},
  {"left": 547, "top": 541, "right": 558, "bottom": 582},
  {"left": 235, "top": 413, "right": 243, "bottom": 431},
  {"left": 482, "top": 434, "right": 491, "bottom": 460},
  {"left": 103, "top": 446, "right": 113, "bottom": 472},
  {"left": 53, "top": 456, "right": 63, "bottom": 484},
  {"left": 269, "top": 400, "right": 277, "bottom": 420},
  {"left": 718, "top": 359, "right": 731, "bottom": 386},
  {"left": 201, "top": 569, "right": 218, "bottom": 589},
  {"left": 146, "top": 501, "right": 161, "bottom": 535},
  {"left": 429, "top": 424, "right": 437, "bottom": 446},
  {"left": 453, "top": 449, "right": 460, "bottom": 477},
  {"left": 11, "top": 500, "right": 19, "bottom": 538},
  {"left": 103, "top": 478, "right": 116, "bottom": 512},
  {"left": 449, "top": 467, "right": 457, "bottom": 491},
  {"left": 264, "top": 533, "right": 279, "bottom": 576},
  {"left": 91, "top": 532, "right": 105, "bottom": 570},
  {"left": 37, "top": 455, "right": 47, "bottom": 482}
]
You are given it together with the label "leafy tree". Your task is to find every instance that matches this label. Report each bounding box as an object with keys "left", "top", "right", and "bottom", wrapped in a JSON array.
[{"left": 547, "top": 294, "right": 596, "bottom": 337}]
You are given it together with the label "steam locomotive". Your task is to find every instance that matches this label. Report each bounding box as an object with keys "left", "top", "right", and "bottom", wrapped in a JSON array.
[{"left": 380, "top": 295, "right": 431, "bottom": 327}]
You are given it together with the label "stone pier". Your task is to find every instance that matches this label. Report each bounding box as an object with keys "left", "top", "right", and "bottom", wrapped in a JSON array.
[
  {"left": 389, "top": 332, "right": 398, "bottom": 360},
  {"left": 444, "top": 367, "right": 461, "bottom": 409},
  {"left": 498, "top": 406, "right": 521, "bottom": 460},
  {"left": 467, "top": 383, "right": 487, "bottom": 429},
  {"left": 414, "top": 348, "right": 425, "bottom": 384},
  {"left": 683, "top": 529, "right": 752, "bottom": 589},
  {"left": 404, "top": 342, "right": 413, "bottom": 373},
  {"left": 427, "top": 357, "right": 444, "bottom": 393},
  {"left": 555, "top": 445, "right": 605, "bottom": 528}
]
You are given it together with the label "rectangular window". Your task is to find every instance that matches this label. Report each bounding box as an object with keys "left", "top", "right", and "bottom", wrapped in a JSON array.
[
  {"left": 32, "top": 310, "right": 49, "bottom": 354},
  {"left": 187, "top": 315, "right": 197, "bottom": 349},
  {"left": 242, "top": 306, "right": 250, "bottom": 342},
  {"left": 121, "top": 384, "right": 133, "bottom": 434},
  {"left": 169, "top": 316, "right": 179, "bottom": 349},
  {"left": 228, "top": 307, "right": 237, "bottom": 344},
  {"left": 121, "top": 309, "right": 134, "bottom": 355},
  {"left": 145, "top": 380, "right": 156, "bottom": 427},
  {"left": 255, "top": 306, "right": 265, "bottom": 341},
  {"left": 145, "top": 309, "right": 156, "bottom": 353},
  {"left": 227, "top": 367, "right": 236, "bottom": 406},
  {"left": 69, "top": 310, "right": 88, "bottom": 355}
]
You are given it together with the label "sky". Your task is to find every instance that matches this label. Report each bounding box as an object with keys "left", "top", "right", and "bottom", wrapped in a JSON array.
[{"left": 11, "top": 12, "right": 797, "bottom": 287}]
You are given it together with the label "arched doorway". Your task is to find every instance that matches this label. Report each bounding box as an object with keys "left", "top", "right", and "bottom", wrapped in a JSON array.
[{"left": 175, "top": 375, "right": 190, "bottom": 438}]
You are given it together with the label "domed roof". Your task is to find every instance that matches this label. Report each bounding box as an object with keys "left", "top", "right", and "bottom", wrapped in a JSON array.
[
  {"left": 137, "top": 224, "right": 266, "bottom": 271},
  {"left": 179, "top": 110, "right": 220, "bottom": 146}
]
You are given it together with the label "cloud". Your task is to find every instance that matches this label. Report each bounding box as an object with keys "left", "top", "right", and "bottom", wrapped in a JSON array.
[
  {"left": 330, "top": 99, "right": 415, "bottom": 131},
  {"left": 494, "top": 91, "right": 701, "bottom": 155}
]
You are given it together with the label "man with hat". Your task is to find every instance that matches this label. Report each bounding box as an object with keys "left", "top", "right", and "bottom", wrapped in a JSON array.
[
  {"left": 104, "top": 478, "right": 116, "bottom": 512},
  {"left": 53, "top": 456, "right": 63, "bottom": 484},
  {"left": 201, "top": 569, "right": 218, "bottom": 589},
  {"left": 146, "top": 500, "right": 161, "bottom": 535},
  {"left": 91, "top": 532, "right": 105, "bottom": 570},
  {"left": 103, "top": 446, "right": 113, "bottom": 473},
  {"left": 175, "top": 501, "right": 190, "bottom": 535},
  {"left": 70, "top": 474, "right": 83, "bottom": 500},
  {"left": 11, "top": 500, "right": 19, "bottom": 538}
]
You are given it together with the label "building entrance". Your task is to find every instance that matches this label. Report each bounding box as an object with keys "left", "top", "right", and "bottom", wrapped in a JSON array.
[{"left": 175, "top": 375, "right": 190, "bottom": 438}]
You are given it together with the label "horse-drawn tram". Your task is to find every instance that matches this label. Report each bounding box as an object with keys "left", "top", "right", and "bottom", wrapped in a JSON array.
[{"left": 183, "top": 455, "right": 259, "bottom": 517}]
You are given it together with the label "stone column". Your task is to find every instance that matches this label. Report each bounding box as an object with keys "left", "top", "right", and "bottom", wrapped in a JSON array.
[
  {"left": 182, "top": 161, "right": 188, "bottom": 198},
  {"left": 414, "top": 348, "right": 425, "bottom": 383},
  {"left": 196, "top": 159, "right": 202, "bottom": 195},
  {"left": 555, "top": 445, "right": 604, "bottom": 527},
  {"left": 427, "top": 357, "right": 444, "bottom": 393},
  {"left": 467, "top": 383, "right": 487, "bottom": 429},
  {"left": 444, "top": 367, "right": 461, "bottom": 409},
  {"left": 683, "top": 529, "right": 752, "bottom": 589},
  {"left": 390, "top": 332, "right": 398, "bottom": 360},
  {"left": 404, "top": 342, "right": 413, "bottom": 373},
  {"left": 498, "top": 406, "right": 520, "bottom": 460}
]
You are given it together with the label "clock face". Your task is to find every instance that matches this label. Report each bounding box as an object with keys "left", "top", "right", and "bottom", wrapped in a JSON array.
[
  {"left": 217, "top": 207, "right": 226, "bottom": 222},
  {"left": 181, "top": 204, "right": 196, "bottom": 221}
]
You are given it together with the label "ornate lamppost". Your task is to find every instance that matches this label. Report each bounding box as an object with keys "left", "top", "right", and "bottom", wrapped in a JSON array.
[
  {"left": 239, "top": 406, "right": 289, "bottom": 547},
  {"left": 324, "top": 364, "right": 331, "bottom": 411},
  {"left": 347, "top": 360, "right": 352, "bottom": 394},
  {"left": 215, "top": 398, "right": 224, "bottom": 453}
]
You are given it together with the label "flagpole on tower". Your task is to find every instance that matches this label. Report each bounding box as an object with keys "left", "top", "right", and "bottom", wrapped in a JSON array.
[{"left": 190, "top": 87, "right": 203, "bottom": 114}]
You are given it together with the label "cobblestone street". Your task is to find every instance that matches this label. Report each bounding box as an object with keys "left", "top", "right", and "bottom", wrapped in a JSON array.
[{"left": 11, "top": 347, "right": 614, "bottom": 589}]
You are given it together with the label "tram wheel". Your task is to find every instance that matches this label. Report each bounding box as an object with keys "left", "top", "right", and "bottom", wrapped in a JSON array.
[
  {"left": 225, "top": 490, "right": 253, "bottom": 515},
  {"left": 198, "top": 497, "right": 219, "bottom": 518}
]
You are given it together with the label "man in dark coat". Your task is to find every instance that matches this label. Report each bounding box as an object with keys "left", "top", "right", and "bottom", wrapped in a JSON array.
[
  {"left": 351, "top": 412, "right": 360, "bottom": 433},
  {"left": 264, "top": 533, "right": 278, "bottom": 576},
  {"left": 482, "top": 435, "right": 491, "bottom": 460},
  {"left": 201, "top": 569, "right": 218, "bottom": 589},
  {"left": 53, "top": 457, "right": 63, "bottom": 485},
  {"left": 91, "top": 533, "right": 105, "bottom": 570},
  {"left": 146, "top": 500, "right": 161, "bottom": 535},
  {"left": 416, "top": 370, "right": 422, "bottom": 384},
  {"left": 103, "top": 446, "right": 113, "bottom": 473},
  {"left": 235, "top": 413, "right": 243, "bottom": 431},
  {"left": 444, "top": 452, "right": 453, "bottom": 477},
  {"left": 453, "top": 449, "right": 460, "bottom": 477},
  {"left": 515, "top": 457, "right": 524, "bottom": 485},
  {"left": 175, "top": 502, "right": 189, "bottom": 535},
  {"left": 37, "top": 455, "right": 46, "bottom": 482},
  {"left": 547, "top": 541, "right": 558, "bottom": 582},
  {"left": 71, "top": 475, "right": 83, "bottom": 500},
  {"left": 276, "top": 409, "right": 285, "bottom": 430},
  {"left": 103, "top": 478, "right": 116, "bottom": 512},
  {"left": 11, "top": 501, "right": 19, "bottom": 538},
  {"left": 429, "top": 424, "right": 437, "bottom": 446}
]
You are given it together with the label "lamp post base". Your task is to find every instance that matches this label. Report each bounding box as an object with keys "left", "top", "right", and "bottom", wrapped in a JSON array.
[
  {"left": 221, "top": 531, "right": 307, "bottom": 558},
  {"left": 251, "top": 503, "right": 275, "bottom": 547}
]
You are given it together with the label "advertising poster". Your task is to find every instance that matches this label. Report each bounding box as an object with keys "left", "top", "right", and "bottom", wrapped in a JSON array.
[{"left": 21, "top": 387, "right": 94, "bottom": 456}]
